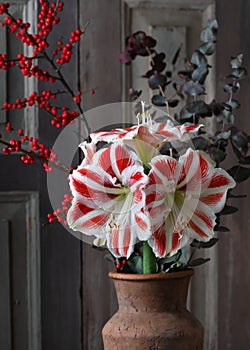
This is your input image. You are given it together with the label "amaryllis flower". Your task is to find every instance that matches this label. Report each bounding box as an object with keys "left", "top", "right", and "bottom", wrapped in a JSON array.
[
  {"left": 146, "top": 148, "right": 236, "bottom": 257},
  {"left": 67, "top": 142, "right": 151, "bottom": 258},
  {"left": 90, "top": 121, "right": 202, "bottom": 147},
  {"left": 153, "top": 121, "right": 203, "bottom": 142}
]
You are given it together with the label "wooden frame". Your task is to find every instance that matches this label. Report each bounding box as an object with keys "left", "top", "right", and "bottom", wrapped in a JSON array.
[
  {"left": 0, "top": 0, "right": 38, "bottom": 137},
  {"left": 0, "top": 191, "right": 41, "bottom": 350}
]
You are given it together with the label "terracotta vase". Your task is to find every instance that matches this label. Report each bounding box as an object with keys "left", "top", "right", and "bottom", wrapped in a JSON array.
[{"left": 102, "top": 269, "right": 204, "bottom": 350}]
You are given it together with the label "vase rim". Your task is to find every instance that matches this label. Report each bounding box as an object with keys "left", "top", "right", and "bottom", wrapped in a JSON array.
[{"left": 109, "top": 268, "right": 194, "bottom": 281}]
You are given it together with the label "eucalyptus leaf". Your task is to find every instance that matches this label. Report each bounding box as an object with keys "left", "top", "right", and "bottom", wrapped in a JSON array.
[
  {"left": 168, "top": 99, "right": 179, "bottom": 108},
  {"left": 160, "top": 251, "right": 182, "bottom": 266},
  {"left": 217, "top": 110, "right": 234, "bottom": 124},
  {"left": 191, "top": 238, "right": 219, "bottom": 248},
  {"left": 104, "top": 253, "right": 115, "bottom": 263},
  {"left": 180, "top": 101, "right": 211, "bottom": 119},
  {"left": 215, "top": 226, "right": 230, "bottom": 232},
  {"left": 199, "top": 42, "right": 215, "bottom": 55},
  {"left": 228, "top": 166, "right": 250, "bottom": 183},
  {"left": 227, "top": 99, "right": 240, "bottom": 109},
  {"left": 239, "top": 156, "right": 250, "bottom": 165},
  {"left": 189, "top": 258, "right": 210, "bottom": 267},
  {"left": 183, "top": 81, "right": 205, "bottom": 96},
  {"left": 227, "top": 192, "right": 247, "bottom": 199},
  {"left": 220, "top": 205, "right": 239, "bottom": 215},
  {"left": 152, "top": 94, "right": 167, "bottom": 106},
  {"left": 230, "top": 54, "right": 243, "bottom": 69},
  {"left": 192, "top": 136, "right": 208, "bottom": 150},
  {"left": 232, "top": 67, "right": 247, "bottom": 80},
  {"left": 200, "top": 27, "right": 215, "bottom": 43},
  {"left": 148, "top": 74, "right": 167, "bottom": 89},
  {"left": 224, "top": 82, "right": 240, "bottom": 94},
  {"left": 208, "top": 146, "right": 226, "bottom": 164},
  {"left": 191, "top": 50, "right": 208, "bottom": 67},
  {"left": 191, "top": 66, "right": 209, "bottom": 84}
]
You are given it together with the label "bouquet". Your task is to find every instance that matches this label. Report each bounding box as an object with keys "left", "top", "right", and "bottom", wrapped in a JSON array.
[{"left": 67, "top": 20, "right": 249, "bottom": 274}]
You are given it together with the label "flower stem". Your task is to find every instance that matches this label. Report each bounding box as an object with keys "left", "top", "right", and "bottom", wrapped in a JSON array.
[{"left": 143, "top": 241, "right": 157, "bottom": 274}]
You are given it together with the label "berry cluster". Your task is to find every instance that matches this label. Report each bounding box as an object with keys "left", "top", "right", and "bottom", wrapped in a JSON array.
[
  {"left": 2, "top": 89, "right": 83, "bottom": 127},
  {"left": 50, "top": 109, "right": 80, "bottom": 128},
  {"left": 47, "top": 193, "right": 73, "bottom": 225},
  {"left": 56, "top": 29, "right": 81, "bottom": 65},
  {"left": 0, "top": 53, "right": 15, "bottom": 69},
  {"left": 1, "top": 122, "right": 59, "bottom": 170},
  {"left": 0, "top": 1, "right": 92, "bottom": 225},
  {"left": 116, "top": 259, "right": 127, "bottom": 271},
  {"left": 0, "top": 2, "right": 9, "bottom": 15}
]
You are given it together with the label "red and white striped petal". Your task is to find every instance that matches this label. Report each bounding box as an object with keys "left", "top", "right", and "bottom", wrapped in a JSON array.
[
  {"left": 153, "top": 121, "right": 202, "bottom": 142},
  {"left": 107, "top": 220, "right": 137, "bottom": 258},
  {"left": 200, "top": 168, "right": 236, "bottom": 212},
  {"left": 187, "top": 202, "right": 216, "bottom": 241},
  {"left": 79, "top": 141, "right": 96, "bottom": 165},
  {"left": 106, "top": 211, "right": 151, "bottom": 258},
  {"left": 67, "top": 200, "right": 110, "bottom": 237},
  {"left": 148, "top": 218, "right": 191, "bottom": 257},
  {"left": 90, "top": 125, "right": 138, "bottom": 144}
]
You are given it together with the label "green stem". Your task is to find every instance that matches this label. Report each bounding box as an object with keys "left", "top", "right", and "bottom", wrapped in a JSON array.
[{"left": 143, "top": 241, "right": 157, "bottom": 274}]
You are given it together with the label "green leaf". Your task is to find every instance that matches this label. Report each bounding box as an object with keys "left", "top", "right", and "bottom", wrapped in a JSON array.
[
  {"left": 192, "top": 136, "right": 208, "bottom": 151},
  {"left": 230, "top": 54, "right": 243, "bottom": 69},
  {"left": 217, "top": 109, "right": 234, "bottom": 124},
  {"left": 104, "top": 253, "right": 115, "bottom": 263},
  {"left": 152, "top": 94, "right": 167, "bottom": 106},
  {"left": 223, "top": 82, "right": 240, "bottom": 94},
  {"left": 227, "top": 191, "right": 247, "bottom": 199},
  {"left": 148, "top": 74, "right": 167, "bottom": 89},
  {"left": 191, "top": 238, "right": 219, "bottom": 248},
  {"left": 215, "top": 226, "right": 230, "bottom": 232},
  {"left": 232, "top": 67, "right": 247, "bottom": 80},
  {"left": 126, "top": 256, "right": 143, "bottom": 274},
  {"left": 239, "top": 156, "right": 250, "bottom": 165},
  {"left": 189, "top": 258, "right": 210, "bottom": 267},
  {"left": 228, "top": 166, "right": 250, "bottom": 183},
  {"left": 168, "top": 99, "right": 179, "bottom": 108},
  {"left": 220, "top": 205, "right": 238, "bottom": 215},
  {"left": 227, "top": 99, "right": 240, "bottom": 110},
  {"left": 213, "top": 130, "right": 231, "bottom": 141},
  {"left": 200, "top": 27, "right": 215, "bottom": 43},
  {"left": 160, "top": 251, "right": 182, "bottom": 266},
  {"left": 208, "top": 146, "right": 226, "bottom": 164},
  {"left": 191, "top": 66, "right": 208, "bottom": 84},
  {"left": 199, "top": 42, "right": 215, "bottom": 55},
  {"left": 183, "top": 81, "right": 205, "bottom": 97},
  {"left": 191, "top": 50, "right": 208, "bottom": 67}
]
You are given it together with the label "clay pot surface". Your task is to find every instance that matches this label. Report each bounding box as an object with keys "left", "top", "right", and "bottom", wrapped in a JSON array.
[{"left": 102, "top": 269, "right": 203, "bottom": 350}]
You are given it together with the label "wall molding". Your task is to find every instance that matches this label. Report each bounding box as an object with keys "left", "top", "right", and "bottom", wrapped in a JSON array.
[{"left": 0, "top": 191, "right": 41, "bottom": 350}]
